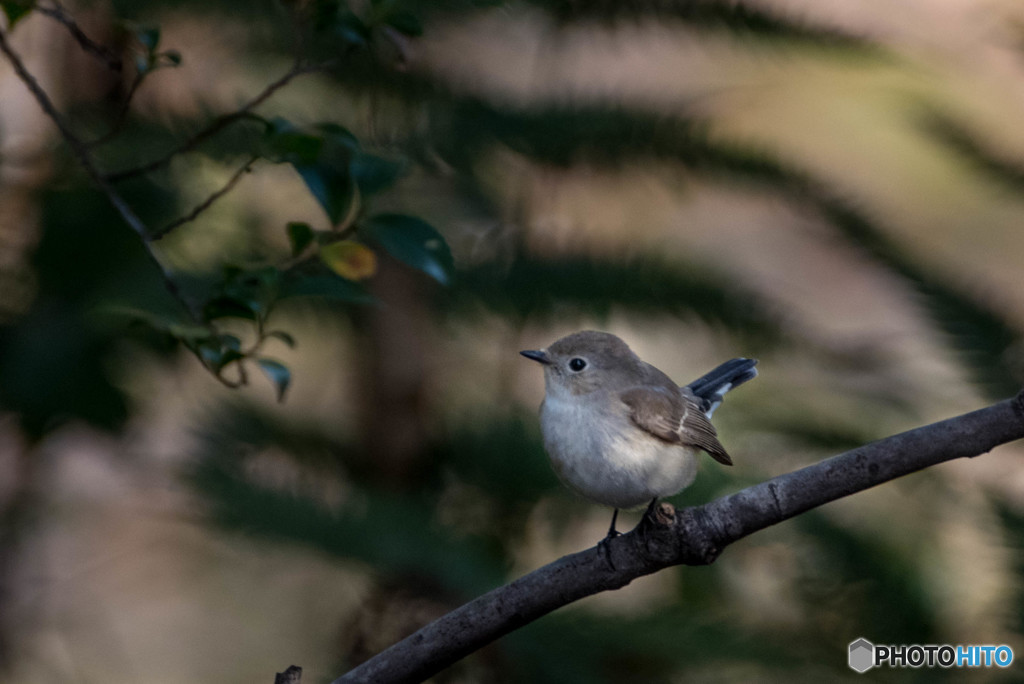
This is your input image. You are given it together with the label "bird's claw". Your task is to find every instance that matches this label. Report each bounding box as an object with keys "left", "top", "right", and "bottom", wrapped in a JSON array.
[{"left": 597, "top": 526, "right": 622, "bottom": 570}]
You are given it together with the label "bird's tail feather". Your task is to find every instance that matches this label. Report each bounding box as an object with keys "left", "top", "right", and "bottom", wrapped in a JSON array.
[{"left": 686, "top": 358, "right": 758, "bottom": 417}]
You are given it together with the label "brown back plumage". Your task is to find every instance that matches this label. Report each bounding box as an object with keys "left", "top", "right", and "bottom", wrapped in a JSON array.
[{"left": 620, "top": 386, "right": 733, "bottom": 465}]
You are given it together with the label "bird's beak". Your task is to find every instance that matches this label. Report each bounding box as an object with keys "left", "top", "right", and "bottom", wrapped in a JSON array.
[{"left": 520, "top": 349, "right": 553, "bottom": 365}]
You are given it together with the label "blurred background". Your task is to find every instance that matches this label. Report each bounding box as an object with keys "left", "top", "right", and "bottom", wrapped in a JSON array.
[{"left": 2, "top": 0, "right": 1024, "bottom": 681}]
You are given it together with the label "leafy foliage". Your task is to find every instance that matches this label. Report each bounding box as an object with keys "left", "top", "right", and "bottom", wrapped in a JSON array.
[
  {"left": 922, "top": 112, "right": 1024, "bottom": 195},
  {"left": 87, "top": 100, "right": 448, "bottom": 397},
  {"left": 3, "top": 1, "right": 1023, "bottom": 682},
  {"left": 0, "top": 184, "right": 174, "bottom": 436},
  {"left": 429, "top": 100, "right": 1023, "bottom": 396},
  {"left": 531, "top": 0, "right": 879, "bottom": 53},
  {"left": 452, "top": 251, "right": 783, "bottom": 344},
  {"left": 188, "top": 403, "right": 516, "bottom": 594},
  {"left": 362, "top": 213, "right": 454, "bottom": 285},
  {"left": 0, "top": 0, "right": 32, "bottom": 29},
  {"left": 813, "top": 195, "right": 1023, "bottom": 400},
  {"left": 127, "top": 23, "right": 182, "bottom": 75}
]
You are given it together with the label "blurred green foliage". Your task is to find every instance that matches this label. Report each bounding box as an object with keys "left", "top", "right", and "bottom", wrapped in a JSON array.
[{"left": 2, "top": 0, "right": 1024, "bottom": 682}]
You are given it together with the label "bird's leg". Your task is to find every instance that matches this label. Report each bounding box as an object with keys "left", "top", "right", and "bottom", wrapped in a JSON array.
[
  {"left": 639, "top": 498, "right": 659, "bottom": 546},
  {"left": 606, "top": 508, "right": 622, "bottom": 539},
  {"left": 597, "top": 509, "right": 621, "bottom": 570}
]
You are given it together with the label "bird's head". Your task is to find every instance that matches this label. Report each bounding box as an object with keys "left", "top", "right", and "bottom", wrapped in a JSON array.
[{"left": 520, "top": 331, "right": 641, "bottom": 398}]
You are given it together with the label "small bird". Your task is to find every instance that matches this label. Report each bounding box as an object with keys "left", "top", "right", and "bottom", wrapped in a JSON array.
[{"left": 521, "top": 330, "right": 757, "bottom": 539}]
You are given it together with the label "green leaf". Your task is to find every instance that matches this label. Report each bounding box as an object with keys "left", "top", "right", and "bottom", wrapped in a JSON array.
[
  {"left": 294, "top": 161, "right": 356, "bottom": 225},
  {"left": 311, "top": 0, "right": 342, "bottom": 32},
  {"left": 319, "top": 240, "right": 378, "bottom": 280},
  {"left": 167, "top": 323, "right": 216, "bottom": 342},
  {"left": 265, "top": 330, "right": 296, "bottom": 348},
  {"left": 263, "top": 118, "right": 323, "bottom": 164},
  {"left": 334, "top": 10, "right": 372, "bottom": 46},
  {"left": 196, "top": 341, "right": 224, "bottom": 369},
  {"left": 137, "top": 26, "right": 161, "bottom": 52},
  {"left": 286, "top": 221, "right": 315, "bottom": 256},
  {"left": 217, "top": 348, "right": 246, "bottom": 371},
  {"left": 280, "top": 273, "right": 375, "bottom": 304},
  {"left": 203, "top": 296, "right": 260, "bottom": 321},
  {"left": 219, "top": 334, "right": 243, "bottom": 351},
  {"left": 203, "top": 266, "right": 280, "bottom": 323},
  {"left": 96, "top": 305, "right": 193, "bottom": 334},
  {"left": 313, "top": 229, "right": 338, "bottom": 245},
  {"left": 161, "top": 49, "right": 182, "bottom": 66},
  {"left": 362, "top": 213, "right": 453, "bottom": 285},
  {"left": 247, "top": 265, "right": 282, "bottom": 290},
  {"left": 265, "top": 120, "right": 363, "bottom": 224},
  {"left": 351, "top": 152, "right": 405, "bottom": 196},
  {"left": 384, "top": 10, "right": 423, "bottom": 36},
  {"left": 1, "top": 1, "right": 33, "bottom": 29},
  {"left": 315, "top": 122, "right": 360, "bottom": 151},
  {"left": 257, "top": 358, "right": 291, "bottom": 402}
]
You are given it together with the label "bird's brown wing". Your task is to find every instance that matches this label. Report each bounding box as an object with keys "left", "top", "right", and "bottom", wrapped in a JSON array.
[{"left": 620, "top": 387, "right": 733, "bottom": 465}]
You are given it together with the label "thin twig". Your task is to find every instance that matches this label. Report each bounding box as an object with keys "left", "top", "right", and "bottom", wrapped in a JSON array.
[
  {"left": 36, "top": 1, "right": 122, "bottom": 72},
  {"left": 0, "top": 25, "right": 199, "bottom": 320},
  {"left": 152, "top": 154, "right": 260, "bottom": 240},
  {"left": 334, "top": 392, "right": 1024, "bottom": 684},
  {"left": 85, "top": 68, "right": 148, "bottom": 149},
  {"left": 105, "top": 59, "right": 328, "bottom": 183}
]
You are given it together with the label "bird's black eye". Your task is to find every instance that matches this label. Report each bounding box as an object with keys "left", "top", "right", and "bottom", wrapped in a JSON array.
[{"left": 568, "top": 357, "right": 587, "bottom": 372}]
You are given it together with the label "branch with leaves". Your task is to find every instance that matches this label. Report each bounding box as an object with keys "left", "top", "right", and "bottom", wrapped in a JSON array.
[
  {"left": 36, "top": 0, "right": 123, "bottom": 72},
  {"left": 0, "top": 21, "right": 193, "bottom": 310},
  {"left": 102, "top": 58, "right": 322, "bottom": 183},
  {"left": 0, "top": 0, "right": 448, "bottom": 399},
  {"left": 332, "top": 392, "right": 1024, "bottom": 683}
]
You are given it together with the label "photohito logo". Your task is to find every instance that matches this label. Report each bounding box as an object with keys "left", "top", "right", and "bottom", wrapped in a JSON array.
[{"left": 848, "top": 638, "right": 1014, "bottom": 673}]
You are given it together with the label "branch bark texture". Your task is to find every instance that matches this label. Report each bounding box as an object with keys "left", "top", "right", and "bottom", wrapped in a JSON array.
[{"left": 335, "top": 392, "right": 1024, "bottom": 684}]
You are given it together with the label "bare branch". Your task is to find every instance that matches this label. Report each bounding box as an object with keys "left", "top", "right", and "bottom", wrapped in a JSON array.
[
  {"left": 37, "top": 1, "right": 123, "bottom": 72},
  {"left": 105, "top": 59, "right": 327, "bottom": 183},
  {"left": 84, "top": 68, "right": 149, "bottom": 149},
  {"left": 334, "top": 392, "right": 1024, "bottom": 684},
  {"left": 152, "top": 154, "right": 259, "bottom": 239},
  {"left": 0, "top": 24, "right": 199, "bottom": 319}
]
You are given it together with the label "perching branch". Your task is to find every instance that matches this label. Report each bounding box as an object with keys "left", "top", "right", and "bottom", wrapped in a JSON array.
[{"left": 334, "top": 392, "right": 1024, "bottom": 684}]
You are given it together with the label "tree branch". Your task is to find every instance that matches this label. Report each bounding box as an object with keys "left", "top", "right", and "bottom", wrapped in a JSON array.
[
  {"left": 37, "top": 1, "right": 123, "bottom": 73},
  {"left": 334, "top": 392, "right": 1024, "bottom": 684},
  {"left": 104, "top": 59, "right": 326, "bottom": 183},
  {"left": 0, "top": 24, "right": 200, "bottom": 320},
  {"left": 84, "top": 68, "right": 150, "bottom": 149},
  {"left": 151, "top": 154, "right": 259, "bottom": 240}
]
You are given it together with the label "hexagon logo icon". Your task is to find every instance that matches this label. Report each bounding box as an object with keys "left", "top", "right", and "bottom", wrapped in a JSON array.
[{"left": 849, "top": 638, "right": 875, "bottom": 673}]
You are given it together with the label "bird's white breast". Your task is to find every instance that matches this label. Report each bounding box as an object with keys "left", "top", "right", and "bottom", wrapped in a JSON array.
[{"left": 539, "top": 392, "right": 698, "bottom": 509}]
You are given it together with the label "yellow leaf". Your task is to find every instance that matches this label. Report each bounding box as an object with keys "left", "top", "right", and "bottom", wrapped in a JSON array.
[{"left": 319, "top": 240, "right": 378, "bottom": 281}]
